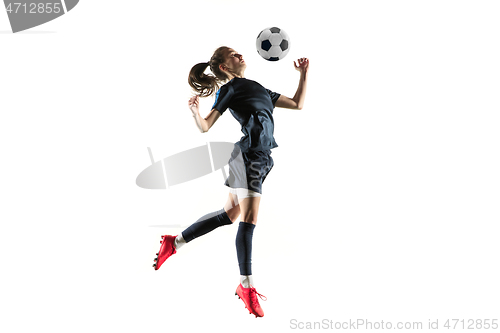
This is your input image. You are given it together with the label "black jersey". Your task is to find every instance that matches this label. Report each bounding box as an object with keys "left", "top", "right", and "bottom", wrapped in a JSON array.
[{"left": 212, "top": 77, "right": 281, "bottom": 153}]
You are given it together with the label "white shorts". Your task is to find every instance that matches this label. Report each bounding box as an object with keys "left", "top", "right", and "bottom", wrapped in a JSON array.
[{"left": 228, "top": 187, "right": 262, "bottom": 201}]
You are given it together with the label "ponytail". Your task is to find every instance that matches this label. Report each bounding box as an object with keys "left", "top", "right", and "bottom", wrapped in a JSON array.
[
  {"left": 188, "top": 62, "right": 219, "bottom": 97},
  {"left": 188, "top": 46, "right": 230, "bottom": 98}
]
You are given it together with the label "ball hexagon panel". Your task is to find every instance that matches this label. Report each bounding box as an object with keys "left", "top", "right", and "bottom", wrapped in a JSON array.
[
  {"left": 257, "top": 29, "right": 272, "bottom": 41},
  {"left": 268, "top": 45, "right": 282, "bottom": 58},
  {"left": 269, "top": 33, "right": 283, "bottom": 46},
  {"left": 257, "top": 48, "right": 270, "bottom": 59}
]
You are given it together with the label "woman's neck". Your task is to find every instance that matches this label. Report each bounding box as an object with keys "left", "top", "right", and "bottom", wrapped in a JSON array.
[{"left": 227, "top": 71, "right": 245, "bottom": 80}]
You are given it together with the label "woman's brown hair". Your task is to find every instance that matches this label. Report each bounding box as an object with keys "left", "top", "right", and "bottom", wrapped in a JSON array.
[{"left": 188, "top": 46, "right": 230, "bottom": 98}]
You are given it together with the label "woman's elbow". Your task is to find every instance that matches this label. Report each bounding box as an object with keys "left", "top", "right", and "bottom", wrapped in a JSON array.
[{"left": 292, "top": 97, "right": 303, "bottom": 110}]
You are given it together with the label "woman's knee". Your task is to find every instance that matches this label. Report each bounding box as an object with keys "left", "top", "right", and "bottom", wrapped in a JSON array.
[
  {"left": 240, "top": 205, "right": 260, "bottom": 225},
  {"left": 242, "top": 218, "right": 257, "bottom": 225},
  {"left": 223, "top": 204, "right": 240, "bottom": 223},
  {"left": 226, "top": 207, "right": 240, "bottom": 223}
]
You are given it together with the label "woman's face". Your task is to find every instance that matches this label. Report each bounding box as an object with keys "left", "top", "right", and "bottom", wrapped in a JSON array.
[{"left": 223, "top": 48, "right": 246, "bottom": 74}]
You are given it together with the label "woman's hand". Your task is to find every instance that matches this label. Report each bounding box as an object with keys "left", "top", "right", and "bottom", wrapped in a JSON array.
[
  {"left": 188, "top": 95, "right": 200, "bottom": 116},
  {"left": 294, "top": 57, "right": 309, "bottom": 74},
  {"left": 188, "top": 95, "right": 222, "bottom": 133}
]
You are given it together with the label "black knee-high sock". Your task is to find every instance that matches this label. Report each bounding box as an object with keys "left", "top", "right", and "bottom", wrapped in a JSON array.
[
  {"left": 236, "top": 222, "right": 256, "bottom": 276},
  {"left": 181, "top": 208, "right": 232, "bottom": 243}
]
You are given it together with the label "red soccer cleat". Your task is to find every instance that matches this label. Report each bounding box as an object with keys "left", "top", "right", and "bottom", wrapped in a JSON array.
[
  {"left": 235, "top": 283, "right": 267, "bottom": 318},
  {"left": 153, "top": 235, "right": 177, "bottom": 270}
]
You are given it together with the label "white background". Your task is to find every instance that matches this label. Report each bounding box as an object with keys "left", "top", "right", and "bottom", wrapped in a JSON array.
[{"left": 1, "top": 0, "right": 499, "bottom": 332}]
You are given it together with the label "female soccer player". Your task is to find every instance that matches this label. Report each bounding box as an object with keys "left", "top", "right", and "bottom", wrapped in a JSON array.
[{"left": 153, "top": 46, "right": 309, "bottom": 318}]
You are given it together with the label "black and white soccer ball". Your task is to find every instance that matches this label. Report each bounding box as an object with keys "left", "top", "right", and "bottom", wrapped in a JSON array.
[{"left": 256, "top": 27, "right": 290, "bottom": 61}]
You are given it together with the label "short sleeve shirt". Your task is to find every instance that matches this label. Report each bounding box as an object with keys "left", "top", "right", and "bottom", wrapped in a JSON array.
[{"left": 212, "top": 77, "right": 280, "bottom": 153}]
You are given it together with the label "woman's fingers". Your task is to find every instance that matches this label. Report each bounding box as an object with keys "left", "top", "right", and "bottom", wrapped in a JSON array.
[
  {"left": 188, "top": 95, "right": 199, "bottom": 106},
  {"left": 294, "top": 58, "right": 309, "bottom": 70}
]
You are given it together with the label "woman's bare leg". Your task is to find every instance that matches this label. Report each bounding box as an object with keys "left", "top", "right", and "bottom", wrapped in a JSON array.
[
  {"left": 224, "top": 192, "right": 241, "bottom": 223},
  {"left": 238, "top": 196, "right": 261, "bottom": 225}
]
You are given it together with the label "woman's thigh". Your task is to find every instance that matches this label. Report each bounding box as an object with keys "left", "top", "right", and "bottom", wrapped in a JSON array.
[
  {"left": 238, "top": 196, "right": 261, "bottom": 225},
  {"left": 223, "top": 192, "right": 240, "bottom": 223}
]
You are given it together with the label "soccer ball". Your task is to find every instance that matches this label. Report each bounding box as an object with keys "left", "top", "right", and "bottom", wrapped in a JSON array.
[{"left": 256, "top": 27, "right": 290, "bottom": 61}]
